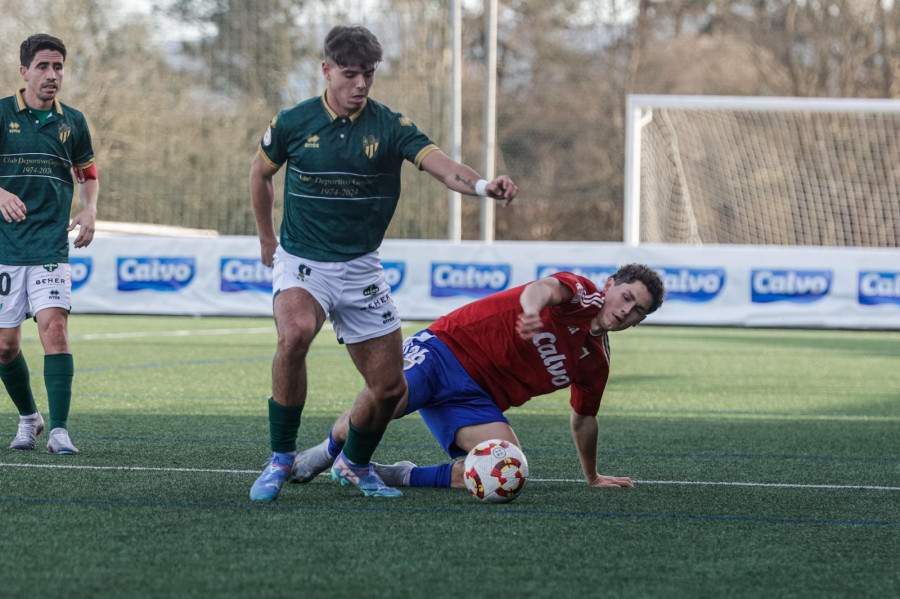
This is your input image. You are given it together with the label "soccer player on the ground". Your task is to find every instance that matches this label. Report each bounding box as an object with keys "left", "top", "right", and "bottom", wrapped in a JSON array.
[
  {"left": 248, "top": 25, "right": 518, "bottom": 501},
  {"left": 291, "top": 264, "right": 665, "bottom": 490},
  {"left": 0, "top": 34, "right": 99, "bottom": 455}
]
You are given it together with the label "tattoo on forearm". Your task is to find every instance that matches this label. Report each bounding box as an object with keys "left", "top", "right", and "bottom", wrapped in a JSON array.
[{"left": 455, "top": 174, "right": 476, "bottom": 191}]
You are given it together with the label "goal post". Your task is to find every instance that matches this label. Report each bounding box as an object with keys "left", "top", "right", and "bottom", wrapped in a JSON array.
[{"left": 624, "top": 94, "right": 900, "bottom": 247}]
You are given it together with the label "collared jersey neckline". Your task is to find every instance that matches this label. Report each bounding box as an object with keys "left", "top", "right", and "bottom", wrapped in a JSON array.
[
  {"left": 14, "top": 88, "right": 63, "bottom": 115},
  {"left": 321, "top": 89, "right": 366, "bottom": 122}
]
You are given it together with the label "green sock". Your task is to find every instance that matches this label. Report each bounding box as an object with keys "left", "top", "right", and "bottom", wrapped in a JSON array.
[
  {"left": 342, "top": 419, "right": 385, "bottom": 465},
  {"left": 44, "top": 353, "right": 74, "bottom": 430},
  {"left": 0, "top": 352, "right": 38, "bottom": 416},
  {"left": 268, "top": 397, "right": 303, "bottom": 453}
]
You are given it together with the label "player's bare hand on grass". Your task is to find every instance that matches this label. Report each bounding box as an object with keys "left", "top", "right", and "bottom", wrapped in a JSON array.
[
  {"left": 486, "top": 175, "right": 518, "bottom": 207},
  {"left": 589, "top": 474, "right": 634, "bottom": 488},
  {"left": 0, "top": 189, "right": 26, "bottom": 222}
]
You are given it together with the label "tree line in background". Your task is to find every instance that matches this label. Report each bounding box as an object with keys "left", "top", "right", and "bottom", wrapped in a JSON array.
[{"left": 1, "top": 0, "right": 898, "bottom": 241}]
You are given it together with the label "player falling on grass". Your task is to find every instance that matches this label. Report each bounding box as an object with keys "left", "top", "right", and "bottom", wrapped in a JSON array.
[
  {"left": 248, "top": 25, "right": 517, "bottom": 501},
  {"left": 0, "top": 34, "right": 98, "bottom": 455},
  {"left": 291, "top": 264, "right": 665, "bottom": 491}
]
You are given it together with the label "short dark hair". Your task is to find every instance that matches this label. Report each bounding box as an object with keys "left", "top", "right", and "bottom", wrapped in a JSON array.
[
  {"left": 612, "top": 263, "right": 666, "bottom": 314},
  {"left": 324, "top": 25, "right": 382, "bottom": 68},
  {"left": 20, "top": 34, "right": 67, "bottom": 68}
]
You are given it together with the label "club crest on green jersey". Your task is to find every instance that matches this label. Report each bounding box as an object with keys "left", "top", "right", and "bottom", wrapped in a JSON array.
[{"left": 363, "top": 135, "right": 379, "bottom": 159}]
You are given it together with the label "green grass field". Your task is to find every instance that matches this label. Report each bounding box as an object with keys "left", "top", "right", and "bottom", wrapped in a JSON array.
[{"left": 1, "top": 315, "right": 898, "bottom": 598}]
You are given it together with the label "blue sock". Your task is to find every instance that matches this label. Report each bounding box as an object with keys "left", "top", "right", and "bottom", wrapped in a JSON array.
[
  {"left": 327, "top": 429, "right": 344, "bottom": 458},
  {"left": 409, "top": 463, "right": 454, "bottom": 488}
]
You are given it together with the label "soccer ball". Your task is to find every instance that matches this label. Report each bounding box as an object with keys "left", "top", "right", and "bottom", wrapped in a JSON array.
[{"left": 463, "top": 439, "right": 529, "bottom": 503}]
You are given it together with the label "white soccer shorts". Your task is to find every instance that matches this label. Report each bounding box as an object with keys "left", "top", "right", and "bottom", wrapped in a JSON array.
[
  {"left": 271, "top": 246, "right": 401, "bottom": 344},
  {"left": 0, "top": 263, "right": 72, "bottom": 328}
]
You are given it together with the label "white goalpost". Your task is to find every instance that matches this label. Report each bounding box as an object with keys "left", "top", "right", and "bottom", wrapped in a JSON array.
[{"left": 624, "top": 94, "right": 900, "bottom": 247}]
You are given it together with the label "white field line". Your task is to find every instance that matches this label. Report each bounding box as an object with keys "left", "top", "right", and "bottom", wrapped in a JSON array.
[
  {"left": 532, "top": 477, "right": 900, "bottom": 491},
  {"left": 1, "top": 463, "right": 258, "bottom": 474},
  {"left": 71, "top": 327, "right": 276, "bottom": 340},
  {"left": 2, "top": 463, "right": 897, "bottom": 491}
]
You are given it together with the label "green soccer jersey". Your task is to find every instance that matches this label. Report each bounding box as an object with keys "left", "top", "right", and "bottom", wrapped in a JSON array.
[
  {"left": 259, "top": 93, "right": 438, "bottom": 262},
  {"left": 0, "top": 89, "right": 94, "bottom": 265}
]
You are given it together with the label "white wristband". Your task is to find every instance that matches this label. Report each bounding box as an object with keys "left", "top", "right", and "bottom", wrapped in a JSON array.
[{"left": 474, "top": 179, "right": 489, "bottom": 197}]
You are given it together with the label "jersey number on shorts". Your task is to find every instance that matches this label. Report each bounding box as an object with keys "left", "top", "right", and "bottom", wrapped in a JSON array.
[{"left": 402, "top": 331, "right": 434, "bottom": 370}]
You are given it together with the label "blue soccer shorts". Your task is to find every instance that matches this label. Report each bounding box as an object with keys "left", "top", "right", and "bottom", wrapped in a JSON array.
[{"left": 402, "top": 330, "right": 508, "bottom": 458}]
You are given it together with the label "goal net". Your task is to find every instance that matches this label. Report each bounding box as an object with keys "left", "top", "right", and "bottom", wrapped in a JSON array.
[{"left": 624, "top": 95, "right": 900, "bottom": 247}]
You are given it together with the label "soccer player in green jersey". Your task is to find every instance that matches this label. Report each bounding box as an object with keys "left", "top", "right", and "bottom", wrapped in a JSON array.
[
  {"left": 249, "top": 25, "right": 518, "bottom": 500},
  {"left": 0, "top": 34, "right": 99, "bottom": 455}
]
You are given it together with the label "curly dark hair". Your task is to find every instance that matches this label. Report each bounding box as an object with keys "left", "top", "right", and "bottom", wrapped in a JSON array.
[
  {"left": 324, "top": 25, "right": 382, "bottom": 68},
  {"left": 612, "top": 263, "right": 666, "bottom": 314},
  {"left": 20, "top": 33, "right": 66, "bottom": 68}
]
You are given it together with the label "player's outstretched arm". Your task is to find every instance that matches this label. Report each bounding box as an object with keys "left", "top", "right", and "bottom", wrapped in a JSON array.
[
  {"left": 516, "top": 277, "right": 575, "bottom": 340},
  {"left": 420, "top": 150, "right": 518, "bottom": 206},
  {"left": 570, "top": 410, "right": 633, "bottom": 488}
]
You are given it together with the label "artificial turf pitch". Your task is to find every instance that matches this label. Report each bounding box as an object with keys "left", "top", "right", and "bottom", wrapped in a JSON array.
[{"left": 1, "top": 316, "right": 897, "bottom": 598}]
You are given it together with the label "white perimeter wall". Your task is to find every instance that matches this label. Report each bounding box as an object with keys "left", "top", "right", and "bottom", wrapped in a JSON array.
[{"left": 68, "top": 235, "right": 900, "bottom": 329}]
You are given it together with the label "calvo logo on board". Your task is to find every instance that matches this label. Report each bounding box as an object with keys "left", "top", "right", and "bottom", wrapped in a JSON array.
[
  {"left": 657, "top": 267, "right": 725, "bottom": 302},
  {"left": 431, "top": 263, "right": 510, "bottom": 298},
  {"left": 382, "top": 261, "right": 406, "bottom": 293},
  {"left": 117, "top": 257, "right": 196, "bottom": 292},
  {"left": 70, "top": 257, "right": 92, "bottom": 291},
  {"left": 858, "top": 271, "right": 900, "bottom": 306},
  {"left": 751, "top": 269, "right": 832, "bottom": 303},
  {"left": 220, "top": 258, "right": 273, "bottom": 293},
  {"left": 535, "top": 265, "right": 617, "bottom": 290}
]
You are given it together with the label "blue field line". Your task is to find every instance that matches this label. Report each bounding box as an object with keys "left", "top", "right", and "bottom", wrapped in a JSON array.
[
  {"left": 1, "top": 495, "right": 897, "bottom": 527},
  {"left": 20, "top": 354, "right": 897, "bottom": 421},
  {"left": 594, "top": 449, "right": 900, "bottom": 463},
  {"left": 16, "top": 357, "right": 899, "bottom": 421},
  {"left": 20, "top": 388, "right": 900, "bottom": 423},
  {"left": 0, "top": 433, "right": 440, "bottom": 451},
  {"left": 0, "top": 431, "right": 895, "bottom": 463},
  {"left": 604, "top": 405, "right": 900, "bottom": 418}
]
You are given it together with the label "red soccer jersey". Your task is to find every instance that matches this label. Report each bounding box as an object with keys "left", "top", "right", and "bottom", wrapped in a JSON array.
[{"left": 430, "top": 272, "right": 610, "bottom": 416}]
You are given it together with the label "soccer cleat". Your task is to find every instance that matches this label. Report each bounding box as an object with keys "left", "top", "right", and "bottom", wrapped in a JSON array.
[
  {"left": 249, "top": 453, "right": 294, "bottom": 501},
  {"left": 46, "top": 428, "right": 78, "bottom": 455},
  {"left": 373, "top": 461, "right": 416, "bottom": 487},
  {"left": 291, "top": 439, "right": 335, "bottom": 483},
  {"left": 10, "top": 412, "right": 45, "bottom": 450},
  {"left": 331, "top": 452, "right": 403, "bottom": 498}
]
